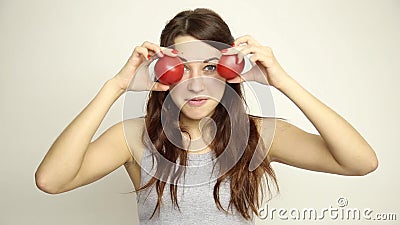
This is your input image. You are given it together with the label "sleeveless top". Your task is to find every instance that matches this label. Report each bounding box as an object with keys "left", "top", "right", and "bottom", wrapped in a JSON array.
[{"left": 137, "top": 148, "right": 255, "bottom": 225}]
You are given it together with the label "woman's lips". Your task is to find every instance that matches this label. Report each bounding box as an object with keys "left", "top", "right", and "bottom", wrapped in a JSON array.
[{"left": 186, "top": 97, "right": 208, "bottom": 107}]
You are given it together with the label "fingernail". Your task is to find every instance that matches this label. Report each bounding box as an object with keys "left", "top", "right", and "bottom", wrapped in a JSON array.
[
  {"left": 147, "top": 54, "right": 151, "bottom": 60},
  {"left": 221, "top": 49, "right": 228, "bottom": 53},
  {"left": 172, "top": 49, "right": 178, "bottom": 54},
  {"left": 237, "top": 56, "right": 243, "bottom": 64},
  {"left": 156, "top": 51, "right": 164, "bottom": 58}
]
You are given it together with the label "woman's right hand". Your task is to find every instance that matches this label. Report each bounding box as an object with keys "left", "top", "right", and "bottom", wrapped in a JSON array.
[{"left": 111, "top": 41, "right": 172, "bottom": 92}]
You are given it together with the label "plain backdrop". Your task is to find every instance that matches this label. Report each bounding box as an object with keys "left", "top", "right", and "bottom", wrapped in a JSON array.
[{"left": 0, "top": 0, "right": 399, "bottom": 224}]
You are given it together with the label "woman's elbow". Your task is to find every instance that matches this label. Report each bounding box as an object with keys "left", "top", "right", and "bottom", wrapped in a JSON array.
[
  {"left": 353, "top": 155, "right": 379, "bottom": 176},
  {"left": 362, "top": 156, "right": 379, "bottom": 175},
  {"left": 35, "top": 172, "right": 62, "bottom": 194}
]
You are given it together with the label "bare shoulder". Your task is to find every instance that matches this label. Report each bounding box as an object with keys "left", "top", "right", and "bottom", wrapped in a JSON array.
[
  {"left": 122, "top": 117, "right": 146, "bottom": 163},
  {"left": 252, "top": 117, "right": 277, "bottom": 160},
  {"left": 122, "top": 117, "right": 145, "bottom": 132},
  {"left": 257, "top": 117, "right": 295, "bottom": 132},
  {"left": 252, "top": 117, "right": 297, "bottom": 160},
  {"left": 253, "top": 116, "right": 278, "bottom": 136},
  {"left": 121, "top": 118, "right": 146, "bottom": 190}
]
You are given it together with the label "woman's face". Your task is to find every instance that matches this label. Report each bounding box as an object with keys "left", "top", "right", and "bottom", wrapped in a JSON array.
[{"left": 169, "top": 35, "right": 226, "bottom": 121}]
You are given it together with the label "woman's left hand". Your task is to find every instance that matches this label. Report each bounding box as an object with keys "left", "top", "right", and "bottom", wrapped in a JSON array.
[{"left": 225, "top": 35, "right": 291, "bottom": 89}]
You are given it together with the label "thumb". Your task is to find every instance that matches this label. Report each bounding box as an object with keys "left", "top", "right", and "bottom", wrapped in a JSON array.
[{"left": 226, "top": 75, "right": 245, "bottom": 83}]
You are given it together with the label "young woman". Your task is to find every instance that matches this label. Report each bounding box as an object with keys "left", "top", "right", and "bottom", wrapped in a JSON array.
[{"left": 35, "top": 8, "right": 378, "bottom": 225}]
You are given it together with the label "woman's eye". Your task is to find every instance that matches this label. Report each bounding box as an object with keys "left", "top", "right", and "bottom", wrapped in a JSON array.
[
  {"left": 183, "top": 65, "right": 190, "bottom": 72},
  {"left": 204, "top": 65, "right": 216, "bottom": 72}
]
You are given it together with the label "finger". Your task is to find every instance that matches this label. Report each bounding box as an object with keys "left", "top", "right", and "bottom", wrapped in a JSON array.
[
  {"left": 234, "top": 35, "right": 261, "bottom": 47},
  {"left": 221, "top": 47, "right": 246, "bottom": 64},
  {"left": 235, "top": 45, "right": 259, "bottom": 55},
  {"left": 133, "top": 46, "right": 149, "bottom": 61},
  {"left": 228, "top": 45, "right": 254, "bottom": 64},
  {"left": 249, "top": 54, "right": 262, "bottom": 64},
  {"left": 249, "top": 53, "right": 274, "bottom": 68},
  {"left": 161, "top": 48, "right": 179, "bottom": 57},
  {"left": 141, "top": 41, "right": 164, "bottom": 58},
  {"left": 220, "top": 48, "right": 235, "bottom": 57},
  {"left": 151, "top": 82, "right": 170, "bottom": 91},
  {"left": 226, "top": 75, "right": 246, "bottom": 83},
  {"left": 237, "top": 45, "right": 270, "bottom": 64},
  {"left": 221, "top": 47, "right": 242, "bottom": 55}
]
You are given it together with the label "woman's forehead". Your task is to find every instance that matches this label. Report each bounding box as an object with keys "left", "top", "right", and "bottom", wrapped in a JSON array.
[{"left": 172, "top": 40, "right": 224, "bottom": 62}]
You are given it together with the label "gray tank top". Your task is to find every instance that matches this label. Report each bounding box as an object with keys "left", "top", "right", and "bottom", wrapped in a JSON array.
[{"left": 137, "top": 148, "right": 255, "bottom": 225}]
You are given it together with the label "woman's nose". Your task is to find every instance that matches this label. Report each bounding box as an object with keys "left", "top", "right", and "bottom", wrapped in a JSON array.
[{"left": 187, "top": 69, "right": 205, "bottom": 93}]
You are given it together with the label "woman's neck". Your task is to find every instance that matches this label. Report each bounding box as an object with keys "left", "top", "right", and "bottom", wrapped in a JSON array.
[{"left": 179, "top": 116, "right": 215, "bottom": 153}]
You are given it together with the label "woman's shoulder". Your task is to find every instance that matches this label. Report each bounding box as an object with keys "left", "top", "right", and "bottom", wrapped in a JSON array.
[
  {"left": 252, "top": 116, "right": 291, "bottom": 131},
  {"left": 120, "top": 117, "right": 146, "bottom": 162},
  {"left": 122, "top": 117, "right": 146, "bottom": 129},
  {"left": 252, "top": 116, "right": 276, "bottom": 131},
  {"left": 251, "top": 116, "right": 291, "bottom": 158}
]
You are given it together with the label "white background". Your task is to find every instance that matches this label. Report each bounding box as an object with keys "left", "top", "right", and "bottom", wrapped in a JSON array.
[{"left": 0, "top": 0, "right": 399, "bottom": 224}]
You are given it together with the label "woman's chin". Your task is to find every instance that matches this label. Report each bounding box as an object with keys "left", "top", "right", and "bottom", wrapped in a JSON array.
[
  {"left": 181, "top": 113, "right": 210, "bottom": 121},
  {"left": 180, "top": 109, "right": 215, "bottom": 121}
]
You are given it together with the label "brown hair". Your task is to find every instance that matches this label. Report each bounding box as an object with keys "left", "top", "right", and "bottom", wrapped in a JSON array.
[{"left": 138, "top": 8, "right": 278, "bottom": 220}]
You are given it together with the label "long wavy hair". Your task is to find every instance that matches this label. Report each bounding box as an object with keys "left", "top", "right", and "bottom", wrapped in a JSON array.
[{"left": 137, "top": 8, "right": 278, "bottom": 220}]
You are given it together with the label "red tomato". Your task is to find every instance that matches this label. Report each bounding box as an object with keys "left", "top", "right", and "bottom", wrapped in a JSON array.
[
  {"left": 154, "top": 55, "right": 184, "bottom": 85},
  {"left": 217, "top": 54, "right": 245, "bottom": 79}
]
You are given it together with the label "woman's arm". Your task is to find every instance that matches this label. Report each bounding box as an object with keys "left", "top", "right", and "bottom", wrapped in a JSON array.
[
  {"left": 35, "top": 80, "right": 131, "bottom": 194},
  {"left": 35, "top": 41, "right": 167, "bottom": 194},
  {"left": 269, "top": 77, "right": 378, "bottom": 175},
  {"left": 232, "top": 35, "right": 378, "bottom": 176}
]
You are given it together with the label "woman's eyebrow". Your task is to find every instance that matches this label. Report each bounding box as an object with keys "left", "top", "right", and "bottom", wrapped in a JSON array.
[
  {"left": 203, "top": 57, "right": 219, "bottom": 63},
  {"left": 178, "top": 56, "right": 187, "bottom": 62},
  {"left": 177, "top": 56, "right": 219, "bottom": 63}
]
